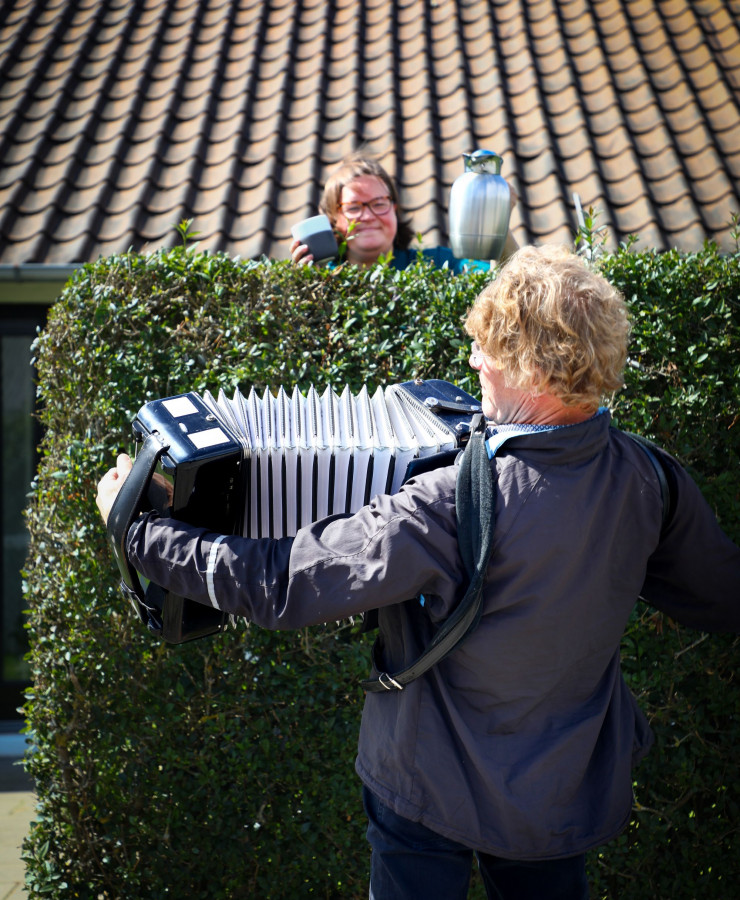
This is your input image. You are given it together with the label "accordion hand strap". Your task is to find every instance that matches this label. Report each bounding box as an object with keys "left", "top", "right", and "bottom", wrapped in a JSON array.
[
  {"left": 107, "top": 431, "right": 169, "bottom": 611},
  {"left": 362, "top": 413, "right": 494, "bottom": 692}
]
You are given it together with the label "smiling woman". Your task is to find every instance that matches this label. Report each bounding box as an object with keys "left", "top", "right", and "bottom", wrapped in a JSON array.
[
  {"left": 289, "top": 151, "right": 518, "bottom": 271},
  {"left": 332, "top": 174, "right": 398, "bottom": 265}
]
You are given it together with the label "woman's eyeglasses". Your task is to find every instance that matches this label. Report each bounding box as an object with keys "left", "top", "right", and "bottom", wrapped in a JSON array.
[{"left": 339, "top": 196, "right": 393, "bottom": 218}]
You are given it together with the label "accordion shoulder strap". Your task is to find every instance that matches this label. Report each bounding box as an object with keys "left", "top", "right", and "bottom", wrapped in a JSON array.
[
  {"left": 622, "top": 431, "right": 673, "bottom": 530},
  {"left": 362, "top": 422, "right": 675, "bottom": 693},
  {"left": 361, "top": 413, "right": 494, "bottom": 693}
]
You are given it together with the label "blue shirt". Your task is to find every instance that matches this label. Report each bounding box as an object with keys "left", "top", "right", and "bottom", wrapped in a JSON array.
[{"left": 389, "top": 246, "right": 490, "bottom": 273}]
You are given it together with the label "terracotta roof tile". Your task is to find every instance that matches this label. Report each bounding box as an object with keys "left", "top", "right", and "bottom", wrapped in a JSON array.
[{"left": 1, "top": 0, "right": 739, "bottom": 265}]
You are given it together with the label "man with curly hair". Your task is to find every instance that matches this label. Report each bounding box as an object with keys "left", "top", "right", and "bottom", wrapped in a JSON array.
[{"left": 97, "top": 245, "right": 739, "bottom": 899}]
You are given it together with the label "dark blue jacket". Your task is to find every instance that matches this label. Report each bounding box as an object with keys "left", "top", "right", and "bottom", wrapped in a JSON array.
[{"left": 127, "top": 411, "right": 740, "bottom": 859}]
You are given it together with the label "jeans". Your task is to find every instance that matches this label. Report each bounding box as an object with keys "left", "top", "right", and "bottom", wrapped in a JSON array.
[{"left": 363, "top": 787, "right": 590, "bottom": 900}]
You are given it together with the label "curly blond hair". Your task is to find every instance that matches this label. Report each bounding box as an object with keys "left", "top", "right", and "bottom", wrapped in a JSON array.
[{"left": 464, "top": 245, "right": 630, "bottom": 413}]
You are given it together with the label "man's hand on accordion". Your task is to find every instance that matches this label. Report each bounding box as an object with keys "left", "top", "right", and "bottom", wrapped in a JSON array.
[{"left": 96, "top": 453, "right": 133, "bottom": 525}]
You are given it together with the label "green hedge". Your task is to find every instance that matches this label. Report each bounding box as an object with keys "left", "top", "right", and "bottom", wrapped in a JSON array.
[{"left": 21, "top": 243, "right": 739, "bottom": 899}]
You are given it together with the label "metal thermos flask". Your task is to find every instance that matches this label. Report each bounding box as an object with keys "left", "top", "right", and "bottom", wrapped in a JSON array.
[{"left": 449, "top": 150, "right": 511, "bottom": 260}]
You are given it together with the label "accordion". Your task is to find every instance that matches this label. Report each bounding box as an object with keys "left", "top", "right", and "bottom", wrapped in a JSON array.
[{"left": 108, "top": 378, "right": 483, "bottom": 643}]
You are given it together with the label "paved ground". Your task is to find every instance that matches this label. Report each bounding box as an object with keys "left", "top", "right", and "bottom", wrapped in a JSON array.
[{"left": 0, "top": 727, "right": 34, "bottom": 900}]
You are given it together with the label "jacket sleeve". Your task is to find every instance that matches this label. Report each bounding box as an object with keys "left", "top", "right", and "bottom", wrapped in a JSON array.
[
  {"left": 639, "top": 453, "right": 740, "bottom": 632},
  {"left": 126, "top": 467, "right": 464, "bottom": 630}
]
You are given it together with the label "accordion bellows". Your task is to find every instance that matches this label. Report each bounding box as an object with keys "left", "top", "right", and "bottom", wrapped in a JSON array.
[
  {"left": 132, "top": 380, "right": 482, "bottom": 542},
  {"left": 117, "top": 378, "right": 481, "bottom": 642}
]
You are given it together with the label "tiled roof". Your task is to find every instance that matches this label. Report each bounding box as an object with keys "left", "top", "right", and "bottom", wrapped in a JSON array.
[{"left": 1, "top": 0, "right": 739, "bottom": 266}]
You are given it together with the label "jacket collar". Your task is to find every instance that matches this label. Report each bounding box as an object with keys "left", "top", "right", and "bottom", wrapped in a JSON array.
[{"left": 486, "top": 408, "right": 613, "bottom": 466}]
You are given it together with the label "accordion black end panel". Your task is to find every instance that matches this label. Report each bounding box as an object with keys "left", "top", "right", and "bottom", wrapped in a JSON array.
[
  {"left": 108, "top": 379, "right": 483, "bottom": 644},
  {"left": 108, "top": 392, "right": 246, "bottom": 643}
]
